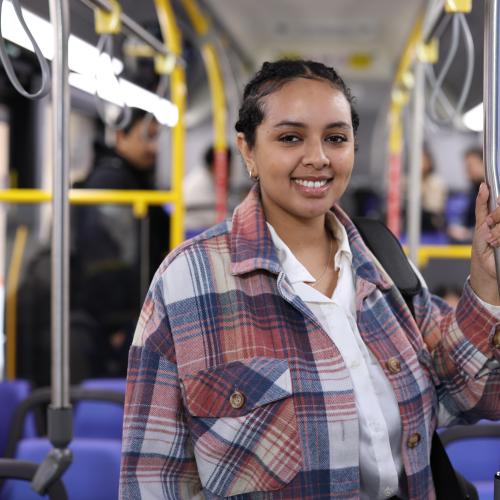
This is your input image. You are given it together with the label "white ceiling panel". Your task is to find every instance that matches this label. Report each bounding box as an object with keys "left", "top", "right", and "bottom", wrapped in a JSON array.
[{"left": 204, "top": 0, "right": 427, "bottom": 82}]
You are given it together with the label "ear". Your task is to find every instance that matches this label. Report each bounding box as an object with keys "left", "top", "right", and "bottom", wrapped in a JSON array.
[
  {"left": 115, "top": 129, "right": 125, "bottom": 146},
  {"left": 236, "top": 132, "right": 258, "bottom": 176}
]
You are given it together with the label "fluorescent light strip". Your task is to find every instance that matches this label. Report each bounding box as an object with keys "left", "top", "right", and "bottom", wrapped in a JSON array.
[
  {"left": 1, "top": 0, "right": 178, "bottom": 126},
  {"left": 463, "top": 102, "right": 483, "bottom": 132},
  {"left": 69, "top": 72, "right": 178, "bottom": 127}
]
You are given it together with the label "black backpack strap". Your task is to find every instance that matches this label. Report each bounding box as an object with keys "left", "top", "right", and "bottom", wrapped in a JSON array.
[
  {"left": 351, "top": 217, "right": 422, "bottom": 310},
  {"left": 351, "top": 216, "right": 477, "bottom": 500}
]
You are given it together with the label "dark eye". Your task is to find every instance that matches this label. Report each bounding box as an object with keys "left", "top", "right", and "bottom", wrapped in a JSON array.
[
  {"left": 279, "top": 134, "right": 301, "bottom": 143},
  {"left": 326, "top": 134, "right": 347, "bottom": 144}
]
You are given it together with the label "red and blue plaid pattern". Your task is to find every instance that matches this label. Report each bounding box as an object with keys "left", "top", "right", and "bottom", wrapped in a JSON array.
[{"left": 120, "top": 185, "right": 500, "bottom": 499}]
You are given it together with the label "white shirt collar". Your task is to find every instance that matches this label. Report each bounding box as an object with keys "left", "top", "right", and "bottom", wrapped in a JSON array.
[{"left": 266, "top": 212, "right": 352, "bottom": 287}]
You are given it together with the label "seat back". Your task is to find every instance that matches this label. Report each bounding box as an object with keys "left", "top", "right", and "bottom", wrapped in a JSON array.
[
  {"left": 0, "top": 458, "right": 67, "bottom": 500},
  {"left": 3, "top": 386, "right": 124, "bottom": 460},
  {"left": 73, "top": 379, "right": 126, "bottom": 440},
  {"left": 0, "top": 381, "right": 35, "bottom": 457},
  {"left": 1, "top": 438, "right": 120, "bottom": 500},
  {"left": 440, "top": 420, "right": 500, "bottom": 498}
]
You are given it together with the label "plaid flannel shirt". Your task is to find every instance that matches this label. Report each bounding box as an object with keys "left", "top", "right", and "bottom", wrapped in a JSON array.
[{"left": 120, "top": 185, "right": 500, "bottom": 499}]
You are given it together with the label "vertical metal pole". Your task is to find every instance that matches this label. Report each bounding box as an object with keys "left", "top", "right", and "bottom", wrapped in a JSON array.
[
  {"left": 30, "top": 3, "right": 73, "bottom": 493},
  {"left": 484, "top": 0, "right": 500, "bottom": 293},
  {"left": 408, "top": 59, "right": 425, "bottom": 266},
  {"left": 48, "top": 0, "right": 70, "bottom": 409}
]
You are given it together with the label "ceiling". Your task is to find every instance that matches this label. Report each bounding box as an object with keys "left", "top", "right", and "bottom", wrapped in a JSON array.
[
  {"left": 15, "top": 0, "right": 485, "bottom": 186},
  {"left": 17, "top": 0, "right": 486, "bottom": 112},
  {"left": 20, "top": 0, "right": 427, "bottom": 109},
  {"left": 203, "top": 0, "right": 425, "bottom": 83}
]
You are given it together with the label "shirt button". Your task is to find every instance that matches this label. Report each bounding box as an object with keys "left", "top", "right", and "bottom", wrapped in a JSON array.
[
  {"left": 229, "top": 391, "right": 246, "bottom": 409},
  {"left": 350, "top": 359, "right": 361, "bottom": 369},
  {"left": 407, "top": 432, "right": 421, "bottom": 448},
  {"left": 386, "top": 357, "right": 401, "bottom": 374},
  {"left": 493, "top": 330, "right": 500, "bottom": 349}
]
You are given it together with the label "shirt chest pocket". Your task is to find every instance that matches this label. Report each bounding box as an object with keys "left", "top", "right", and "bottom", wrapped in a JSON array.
[{"left": 180, "top": 357, "right": 303, "bottom": 497}]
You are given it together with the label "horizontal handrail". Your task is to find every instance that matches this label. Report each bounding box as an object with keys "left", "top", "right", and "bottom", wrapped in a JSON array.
[
  {"left": 78, "top": 0, "right": 170, "bottom": 57},
  {"left": 403, "top": 244, "right": 472, "bottom": 267},
  {"left": 0, "top": 188, "right": 178, "bottom": 217},
  {"left": 0, "top": 189, "right": 476, "bottom": 260}
]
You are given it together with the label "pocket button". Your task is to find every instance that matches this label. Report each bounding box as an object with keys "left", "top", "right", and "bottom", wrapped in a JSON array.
[
  {"left": 386, "top": 357, "right": 401, "bottom": 374},
  {"left": 230, "top": 391, "right": 246, "bottom": 409},
  {"left": 407, "top": 432, "right": 421, "bottom": 449},
  {"left": 493, "top": 330, "right": 500, "bottom": 349}
]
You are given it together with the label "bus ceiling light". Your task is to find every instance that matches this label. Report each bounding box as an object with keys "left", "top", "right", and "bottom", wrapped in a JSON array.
[
  {"left": 68, "top": 73, "right": 178, "bottom": 127},
  {"left": 1, "top": 0, "right": 178, "bottom": 127},
  {"left": 463, "top": 102, "right": 483, "bottom": 131}
]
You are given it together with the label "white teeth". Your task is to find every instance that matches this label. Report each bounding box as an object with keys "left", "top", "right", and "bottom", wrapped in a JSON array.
[{"left": 293, "top": 179, "right": 328, "bottom": 188}]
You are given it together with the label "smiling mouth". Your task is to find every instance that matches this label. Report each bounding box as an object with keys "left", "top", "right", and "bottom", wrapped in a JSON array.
[{"left": 292, "top": 178, "right": 332, "bottom": 188}]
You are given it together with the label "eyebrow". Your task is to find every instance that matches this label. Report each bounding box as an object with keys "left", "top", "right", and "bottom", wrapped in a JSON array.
[{"left": 272, "top": 120, "right": 352, "bottom": 130}]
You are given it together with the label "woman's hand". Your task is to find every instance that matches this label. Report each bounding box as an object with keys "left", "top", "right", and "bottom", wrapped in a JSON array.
[{"left": 470, "top": 182, "right": 500, "bottom": 305}]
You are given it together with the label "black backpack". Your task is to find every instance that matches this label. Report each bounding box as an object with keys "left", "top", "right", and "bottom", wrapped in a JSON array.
[{"left": 352, "top": 217, "right": 478, "bottom": 500}]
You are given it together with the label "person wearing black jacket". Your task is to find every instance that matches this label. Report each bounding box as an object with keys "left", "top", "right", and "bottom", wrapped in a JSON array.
[{"left": 73, "top": 108, "right": 170, "bottom": 377}]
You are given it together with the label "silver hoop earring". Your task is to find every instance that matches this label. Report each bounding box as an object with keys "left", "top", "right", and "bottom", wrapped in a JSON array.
[{"left": 248, "top": 170, "right": 259, "bottom": 181}]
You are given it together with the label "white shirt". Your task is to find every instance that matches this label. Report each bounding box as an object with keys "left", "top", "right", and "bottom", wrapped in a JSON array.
[{"left": 267, "top": 215, "right": 406, "bottom": 500}]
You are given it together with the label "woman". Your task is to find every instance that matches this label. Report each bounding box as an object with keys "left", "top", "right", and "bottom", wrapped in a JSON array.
[{"left": 120, "top": 60, "right": 500, "bottom": 499}]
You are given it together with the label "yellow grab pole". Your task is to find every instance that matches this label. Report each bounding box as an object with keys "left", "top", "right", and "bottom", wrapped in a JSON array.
[
  {"left": 181, "top": 0, "right": 228, "bottom": 222},
  {"left": 387, "top": 16, "right": 423, "bottom": 236},
  {"left": 6, "top": 225, "right": 28, "bottom": 380},
  {"left": 154, "top": 0, "right": 186, "bottom": 248}
]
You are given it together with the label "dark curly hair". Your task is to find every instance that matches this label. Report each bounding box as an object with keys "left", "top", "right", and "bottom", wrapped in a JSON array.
[{"left": 235, "top": 59, "right": 360, "bottom": 148}]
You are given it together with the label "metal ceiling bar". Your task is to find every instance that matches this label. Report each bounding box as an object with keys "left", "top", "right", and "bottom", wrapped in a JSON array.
[
  {"left": 422, "top": 0, "right": 447, "bottom": 40},
  {"left": 483, "top": 0, "right": 500, "bottom": 293},
  {"left": 77, "top": 0, "right": 170, "bottom": 56},
  {"left": 197, "top": 0, "right": 253, "bottom": 70}
]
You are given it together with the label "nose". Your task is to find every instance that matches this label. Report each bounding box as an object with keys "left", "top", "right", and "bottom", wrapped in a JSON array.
[
  {"left": 303, "top": 138, "right": 330, "bottom": 169},
  {"left": 149, "top": 139, "right": 159, "bottom": 156}
]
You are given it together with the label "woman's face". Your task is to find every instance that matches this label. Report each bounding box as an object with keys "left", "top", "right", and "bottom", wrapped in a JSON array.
[{"left": 237, "top": 78, "right": 355, "bottom": 228}]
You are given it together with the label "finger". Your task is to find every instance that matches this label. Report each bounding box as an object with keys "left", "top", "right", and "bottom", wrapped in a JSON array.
[
  {"left": 475, "top": 182, "right": 490, "bottom": 227},
  {"left": 486, "top": 200, "right": 500, "bottom": 226}
]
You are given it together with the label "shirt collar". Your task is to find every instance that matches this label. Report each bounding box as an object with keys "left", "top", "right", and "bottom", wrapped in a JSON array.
[
  {"left": 230, "top": 184, "right": 281, "bottom": 276},
  {"left": 229, "top": 184, "right": 392, "bottom": 291},
  {"left": 266, "top": 212, "right": 353, "bottom": 286}
]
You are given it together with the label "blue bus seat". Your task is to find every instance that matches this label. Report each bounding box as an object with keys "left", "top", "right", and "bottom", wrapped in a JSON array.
[
  {"left": 73, "top": 379, "right": 126, "bottom": 440},
  {"left": 1, "top": 438, "right": 121, "bottom": 500},
  {"left": 0, "top": 381, "right": 36, "bottom": 457},
  {"left": 445, "top": 191, "right": 469, "bottom": 225},
  {"left": 440, "top": 420, "right": 500, "bottom": 500}
]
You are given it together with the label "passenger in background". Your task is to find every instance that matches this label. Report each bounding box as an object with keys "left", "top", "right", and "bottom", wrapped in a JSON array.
[
  {"left": 183, "top": 145, "right": 232, "bottom": 234},
  {"left": 73, "top": 108, "right": 170, "bottom": 378},
  {"left": 447, "top": 146, "right": 484, "bottom": 243},
  {"left": 420, "top": 146, "right": 447, "bottom": 233}
]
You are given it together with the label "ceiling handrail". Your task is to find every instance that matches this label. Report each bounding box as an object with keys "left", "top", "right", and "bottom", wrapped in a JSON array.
[
  {"left": 0, "top": 0, "right": 51, "bottom": 99},
  {"left": 93, "top": 36, "right": 131, "bottom": 129},
  {"left": 78, "top": 0, "right": 178, "bottom": 60}
]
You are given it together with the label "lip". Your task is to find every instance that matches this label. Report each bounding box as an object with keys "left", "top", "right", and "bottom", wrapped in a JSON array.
[
  {"left": 291, "top": 176, "right": 333, "bottom": 182},
  {"left": 291, "top": 177, "right": 333, "bottom": 196}
]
